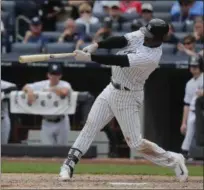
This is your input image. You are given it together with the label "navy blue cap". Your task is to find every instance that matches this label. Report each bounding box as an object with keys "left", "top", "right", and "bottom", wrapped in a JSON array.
[
  {"left": 31, "top": 17, "right": 42, "bottom": 26},
  {"left": 48, "top": 64, "right": 62, "bottom": 75}
]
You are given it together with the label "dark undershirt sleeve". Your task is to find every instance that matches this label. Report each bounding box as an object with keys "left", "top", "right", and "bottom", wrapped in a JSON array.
[
  {"left": 91, "top": 54, "right": 130, "bottom": 67},
  {"left": 97, "top": 36, "right": 128, "bottom": 49},
  {"left": 1, "top": 87, "right": 17, "bottom": 94}
]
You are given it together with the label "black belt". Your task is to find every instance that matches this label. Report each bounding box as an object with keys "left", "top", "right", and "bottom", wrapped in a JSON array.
[
  {"left": 111, "top": 80, "right": 130, "bottom": 91},
  {"left": 44, "top": 116, "right": 65, "bottom": 123}
]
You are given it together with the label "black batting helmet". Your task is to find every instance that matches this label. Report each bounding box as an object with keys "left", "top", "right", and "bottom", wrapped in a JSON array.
[
  {"left": 189, "top": 55, "right": 204, "bottom": 72},
  {"left": 140, "top": 18, "right": 169, "bottom": 41}
]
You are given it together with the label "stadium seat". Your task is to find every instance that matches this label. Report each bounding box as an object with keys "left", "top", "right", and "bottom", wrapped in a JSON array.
[
  {"left": 171, "top": 22, "right": 184, "bottom": 32},
  {"left": 122, "top": 12, "right": 139, "bottom": 21},
  {"left": 122, "top": 22, "right": 132, "bottom": 32},
  {"left": 162, "top": 43, "right": 176, "bottom": 54},
  {"left": 150, "top": 1, "right": 175, "bottom": 12},
  {"left": 11, "top": 43, "right": 42, "bottom": 54},
  {"left": 175, "top": 32, "right": 187, "bottom": 41},
  {"left": 93, "top": 12, "right": 109, "bottom": 22},
  {"left": 56, "top": 22, "right": 86, "bottom": 34},
  {"left": 45, "top": 43, "right": 75, "bottom": 53},
  {"left": 153, "top": 12, "right": 171, "bottom": 22},
  {"left": 42, "top": 32, "right": 61, "bottom": 42},
  {"left": 185, "top": 22, "right": 194, "bottom": 32},
  {"left": 56, "top": 22, "right": 64, "bottom": 32},
  {"left": 2, "top": 1, "right": 15, "bottom": 15},
  {"left": 112, "top": 32, "right": 126, "bottom": 36}
]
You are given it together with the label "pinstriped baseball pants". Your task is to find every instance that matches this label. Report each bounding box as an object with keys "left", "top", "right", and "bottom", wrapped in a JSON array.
[{"left": 73, "top": 83, "right": 178, "bottom": 168}]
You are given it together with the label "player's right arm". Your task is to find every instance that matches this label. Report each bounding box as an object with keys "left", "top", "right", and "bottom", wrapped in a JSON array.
[
  {"left": 83, "top": 36, "right": 128, "bottom": 53},
  {"left": 180, "top": 82, "right": 191, "bottom": 135},
  {"left": 23, "top": 81, "right": 45, "bottom": 105}
]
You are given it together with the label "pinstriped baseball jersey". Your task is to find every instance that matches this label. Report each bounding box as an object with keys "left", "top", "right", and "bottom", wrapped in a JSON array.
[{"left": 112, "top": 30, "right": 162, "bottom": 90}]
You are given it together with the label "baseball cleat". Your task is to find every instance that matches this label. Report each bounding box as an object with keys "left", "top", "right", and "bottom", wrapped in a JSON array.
[
  {"left": 174, "top": 154, "right": 188, "bottom": 182},
  {"left": 59, "top": 164, "right": 72, "bottom": 181}
]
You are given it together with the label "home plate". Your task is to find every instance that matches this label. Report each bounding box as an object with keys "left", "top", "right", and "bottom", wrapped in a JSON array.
[{"left": 109, "top": 182, "right": 147, "bottom": 186}]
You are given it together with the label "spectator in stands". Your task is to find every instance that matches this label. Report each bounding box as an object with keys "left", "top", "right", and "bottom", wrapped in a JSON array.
[
  {"left": 93, "top": 1, "right": 112, "bottom": 15},
  {"left": 193, "top": 17, "right": 204, "bottom": 44},
  {"left": 131, "top": 19, "right": 142, "bottom": 32},
  {"left": 163, "top": 24, "right": 179, "bottom": 44},
  {"left": 137, "top": 3, "right": 154, "bottom": 26},
  {"left": 58, "top": 18, "right": 85, "bottom": 50},
  {"left": 104, "top": 1, "right": 126, "bottom": 32},
  {"left": 76, "top": 3, "right": 99, "bottom": 35},
  {"left": 93, "top": 17, "right": 112, "bottom": 42},
  {"left": 177, "top": 35, "right": 197, "bottom": 56},
  {"left": 120, "top": 0, "right": 141, "bottom": 14},
  {"left": 68, "top": 0, "right": 91, "bottom": 20},
  {"left": 40, "top": 0, "right": 63, "bottom": 31},
  {"left": 23, "top": 17, "right": 48, "bottom": 45},
  {"left": 171, "top": 0, "right": 204, "bottom": 22}
]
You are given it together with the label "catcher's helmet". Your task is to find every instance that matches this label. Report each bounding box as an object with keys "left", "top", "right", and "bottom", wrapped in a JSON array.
[
  {"left": 140, "top": 18, "right": 169, "bottom": 40},
  {"left": 189, "top": 55, "right": 204, "bottom": 72}
]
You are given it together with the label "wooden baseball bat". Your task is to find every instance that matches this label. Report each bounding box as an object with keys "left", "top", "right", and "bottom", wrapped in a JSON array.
[{"left": 19, "top": 53, "right": 76, "bottom": 63}]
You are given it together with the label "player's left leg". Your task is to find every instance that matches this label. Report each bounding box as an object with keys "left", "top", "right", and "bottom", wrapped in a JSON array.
[
  {"left": 56, "top": 116, "right": 70, "bottom": 145},
  {"left": 181, "top": 111, "right": 196, "bottom": 158},
  {"left": 112, "top": 92, "right": 188, "bottom": 182},
  {"left": 1, "top": 115, "right": 11, "bottom": 144}
]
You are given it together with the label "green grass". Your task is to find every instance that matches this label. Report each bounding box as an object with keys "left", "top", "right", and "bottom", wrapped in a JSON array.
[{"left": 1, "top": 161, "right": 203, "bottom": 176}]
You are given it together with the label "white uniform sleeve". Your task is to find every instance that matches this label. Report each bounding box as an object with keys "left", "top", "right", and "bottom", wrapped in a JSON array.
[
  {"left": 27, "top": 81, "right": 46, "bottom": 91},
  {"left": 60, "top": 81, "right": 72, "bottom": 91},
  {"left": 184, "top": 82, "right": 192, "bottom": 105},
  {"left": 1, "top": 80, "right": 16, "bottom": 89}
]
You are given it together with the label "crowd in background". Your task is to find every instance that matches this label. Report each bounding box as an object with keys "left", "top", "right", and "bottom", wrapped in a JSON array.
[{"left": 1, "top": 0, "right": 204, "bottom": 56}]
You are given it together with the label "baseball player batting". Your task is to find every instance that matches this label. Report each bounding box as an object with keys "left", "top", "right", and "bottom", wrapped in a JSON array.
[{"left": 59, "top": 19, "right": 188, "bottom": 182}]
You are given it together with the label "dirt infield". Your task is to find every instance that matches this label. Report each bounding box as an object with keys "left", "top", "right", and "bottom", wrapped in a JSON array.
[
  {"left": 1, "top": 158, "right": 203, "bottom": 189},
  {"left": 1, "top": 174, "right": 203, "bottom": 189}
]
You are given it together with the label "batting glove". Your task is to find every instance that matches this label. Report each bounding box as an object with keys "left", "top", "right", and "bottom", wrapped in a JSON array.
[
  {"left": 74, "top": 50, "right": 91, "bottom": 62},
  {"left": 82, "top": 43, "right": 98, "bottom": 53}
]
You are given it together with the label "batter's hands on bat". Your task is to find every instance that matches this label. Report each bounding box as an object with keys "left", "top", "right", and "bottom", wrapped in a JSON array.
[
  {"left": 180, "top": 124, "right": 187, "bottom": 135},
  {"left": 82, "top": 43, "right": 98, "bottom": 53},
  {"left": 74, "top": 50, "right": 91, "bottom": 62}
]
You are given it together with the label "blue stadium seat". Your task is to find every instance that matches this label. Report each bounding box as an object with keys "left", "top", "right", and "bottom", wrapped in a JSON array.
[
  {"left": 122, "top": 12, "right": 139, "bottom": 21},
  {"left": 150, "top": 1, "right": 175, "bottom": 12},
  {"left": 56, "top": 22, "right": 64, "bottom": 32},
  {"left": 162, "top": 43, "right": 176, "bottom": 54},
  {"left": 11, "top": 43, "right": 42, "bottom": 54},
  {"left": 45, "top": 43, "right": 75, "bottom": 53},
  {"left": 171, "top": 22, "right": 184, "bottom": 32},
  {"left": 175, "top": 32, "right": 187, "bottom": 41},
  {"left": 93, "top": 12, "right": 109, "bottom": 22},
  {"left": 122, "top": 22, "right": 132, "bottom": 32},
  {"left": 153, "top": 12, "right": 171, "bottom": 22},
  {"left": 1, "top": 1, "right": 15, "bottom": 15},
  {"left": 112, "top": 32, "right": 126, "bottom": 36},
  {"left": 56, "top": 22, "right": 86, "bottom": 34},
  {"left": 185, "top": 22, "right": 194, "bottom": 32},
  {"left": 42, "top": 32, "right": 61, "bottom": 42}
]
